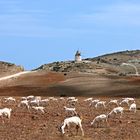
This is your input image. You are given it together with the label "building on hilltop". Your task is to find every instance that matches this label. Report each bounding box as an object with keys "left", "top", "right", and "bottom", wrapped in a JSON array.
[{"left": 75, "top": 50, "right": 82, "bottom": 62}]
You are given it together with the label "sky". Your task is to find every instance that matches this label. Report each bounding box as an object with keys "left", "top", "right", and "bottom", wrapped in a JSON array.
[{"left": 0, "top": 0, "right": 140, "bottom": 70}]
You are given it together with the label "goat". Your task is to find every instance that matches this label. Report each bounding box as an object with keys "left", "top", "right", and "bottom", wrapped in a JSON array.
[
  {"left": 108, "top": 107, "right": 124, "bottom": 118},
  {"left": 91, "top": 114, "right": 108, "bottom": 127},
  {"left": 59, "top": 116, "right": 84, "bottom": 136},
  {"left": 129, "top": 103, "right": 136, "bottom": 113}
]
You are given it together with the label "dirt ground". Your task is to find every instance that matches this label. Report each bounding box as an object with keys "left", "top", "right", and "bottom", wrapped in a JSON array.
[
  {"left": 0, "top": 71, "right": 139, "bottom": 140},
  {"left": 0, "top": 96, "right": 139, "bottom": 140}
]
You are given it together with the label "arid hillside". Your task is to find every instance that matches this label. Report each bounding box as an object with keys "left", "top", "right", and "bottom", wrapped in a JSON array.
[
  {"left": 0, "top": 61, "right": 24, "bottom": 77},
  {"left": 35, "top": 50, "right": 140, "bottom": 75},
  {"left": 0, "top": 50, "right": 139, "bottom": 140}
]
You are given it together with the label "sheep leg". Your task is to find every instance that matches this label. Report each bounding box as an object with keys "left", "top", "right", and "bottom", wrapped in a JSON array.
[
  {"left": 120, "top": 112, "right": 123, "bottom": 118},
  {"left": 79, "top": 123, "right": 84, "bottom": 136},
  {"left": 67, "top": 124, "right": 73, "bottom": 136},
  {"left": 76, "top": 125, "right": 79, "bottom": 135}
]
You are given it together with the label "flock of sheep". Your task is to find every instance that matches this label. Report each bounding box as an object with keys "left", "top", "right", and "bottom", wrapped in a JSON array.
[{"left": 0, "top": 95, "right": 137, "bottom": 137}]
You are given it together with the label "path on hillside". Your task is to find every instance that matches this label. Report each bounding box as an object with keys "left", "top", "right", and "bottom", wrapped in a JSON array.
[{"left": 0, "top": 71, "right": 36, "bottom": 81}]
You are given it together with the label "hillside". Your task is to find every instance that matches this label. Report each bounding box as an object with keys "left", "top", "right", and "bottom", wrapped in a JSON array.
[
  {"left": 35, "top": 50, "right": 140, "bottom": 75},
  {"left": 0, "top": 50, "right": 139, "bottom": 97},
  {"left": 0, "top": 61, "right": 24, "bottom": 77}
]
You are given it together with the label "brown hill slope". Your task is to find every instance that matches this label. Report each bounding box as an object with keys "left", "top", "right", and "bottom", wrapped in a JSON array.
[{"left": 0, "top": 71, "right": 139, "bottom": 97}]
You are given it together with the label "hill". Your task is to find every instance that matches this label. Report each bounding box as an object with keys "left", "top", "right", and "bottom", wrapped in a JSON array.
[
  {"left": 0, "top": 50, "right": 139, "bottom": 97},
  {"left": 35, "top": 50, "right": 140, "bottom": 75},
  {"left": 0, "top": 61, "right": 24, "bottom": 77}
]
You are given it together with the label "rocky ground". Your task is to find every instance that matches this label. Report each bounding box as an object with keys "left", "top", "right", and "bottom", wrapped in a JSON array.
[
  {"left": 0, "top": 96, "right": 139, "bottom": 140},
  {"left": 0, "top": 71, "right": 139, "bottom": 139}
]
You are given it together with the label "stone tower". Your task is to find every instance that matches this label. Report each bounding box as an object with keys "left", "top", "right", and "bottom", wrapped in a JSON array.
[{"left": 75, "top": 50, "right": 82, "bottom": 62}]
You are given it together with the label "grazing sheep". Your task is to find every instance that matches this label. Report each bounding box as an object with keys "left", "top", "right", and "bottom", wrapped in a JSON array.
[
  {"left": 108, "top": 107, "right": 124, "bottom": 118},
  {"left": 107, "top": 100, "right": 119, "bottom": 107},
  {"left": 59, "top": 97, "right": 65, "bottom": 100},
  {"left": 84, "top": 98, "right": 93, "bottom": 102},
  {"left": 95, "top": 101, "right": 106, "bottom": 109},
  {"left": 59, "top": 116, "right": 84, "bottom": 136},
  {"left": 21, "top": 97, "right": 27, "bottom": 101},
  {"left": 39, "top": 99, "right": 49, "bottom": 106},
  {"left": 89, "top": 99, "right": 100, "bottom": 107},
  {"left": 91, "top": 114, "right": 108, "bottom": 127},
  {"left": 18, "top": 100, "right": 30, "bottom": 110},
  {"left": 67, "top": 97, "right": 76, "bottom": 101},
  {"left": 49, "top": 97, "right": 58, "bottom": 101},
  {"left": 26, "top": 95, "right": 35, "bottom": 101},
  {"left": 120, "top": 99, "right": 130, "bottom": 106},
  {"left": 0, "top": 108, "right": 12, "bottom": 122},
  {"left": 129, "top": 103, "right": 136, "bottom": 113},
  {"left": 68, "top": 99, "right": 78, "bottom": 106},
  {"left": 64, "top": 106, "right": 77, "bottom": 116},
  {"left": 29, "top": 99, "right": 40, "bottom": 107},
  {"left": 32, "top": 106, "right": 45, "bottom": 113},
  {"left": 123, "top": 97, "right": 135, "bottom": 103},
  {"left": 4, "top": 97, "right": 16, "bottom": 103}
]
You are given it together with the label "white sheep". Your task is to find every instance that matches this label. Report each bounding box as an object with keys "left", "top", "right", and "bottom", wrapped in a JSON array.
[
  {"left": 89, "top": 99, "right": 100, "bottom": 107},
  {"left": 18, "top": 100, "right": 30, "bottom": 110},
  {"left": 59, "top": 116, "right": 84, "bottom": 136},
  {"left": 35, "top": 96, "right": 42, "bottom": 101},
  {"left": 129, "top": 103, "right": 136, "bottom": 113},
  {"left": 91, "top": 114, "right": 108, "bottom": 127},
  {"left": 84, "top": 98, "right": 93, "bottom": 102},
  {"left": 4, "top": 97, "right": 16, "bottom": 103},
  {"left": 29, "top": 99, "right": 40, "bottom": 106},
  {"left": 107, "top": 99, "right": 119, "bottom": 107},
  {"left": 59, "top": 97, "right": 65, "bottom": 100},
  {"left": 64, "top": 106, "right": 77, "bottom": 116},
  {"left": 95, "top": 101, "right": 106, "bottom": 109},
  {"left": 39, "top": 99, "right": 49, "bottom": 106},
  {"left": 123, "top": 97, "right": 135, "bottom": 102},
  {"left": 21, "top": 97, "right": 27, "bottom": 100},
  {"left": 32, "top": 106, "right": 45, "bottom": 113},
  {"left": 119, "top": 99, "right": 130, "bottom": 106},
  {"left": 49, "top": 97, "right": 58, "bottom": 101},
  {"left": 108, "top": 107, "right": 124, "bottom": 118},
  {"left": 26, "top": 95, "right": 35, "bottom": 101},
  {"left": 67, "top": 97, "right": 76, "bottom": 101},
  {"left": 0, "top": 108, "right": 12, "bottom": 122}
]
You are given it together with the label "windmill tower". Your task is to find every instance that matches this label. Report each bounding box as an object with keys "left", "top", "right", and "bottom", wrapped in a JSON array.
[{"left": 75, "top": 50, "right": 82, "bottom": 62}]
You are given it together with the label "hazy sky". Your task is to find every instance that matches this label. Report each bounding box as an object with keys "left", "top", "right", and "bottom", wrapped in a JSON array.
[{"left": 0, "top": 0, "right": 140, "bottom": 70}]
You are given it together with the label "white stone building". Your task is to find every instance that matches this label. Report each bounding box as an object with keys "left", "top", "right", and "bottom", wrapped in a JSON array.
[{"left": 75, "top": 50, "right": 82, "bottom": 62}]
